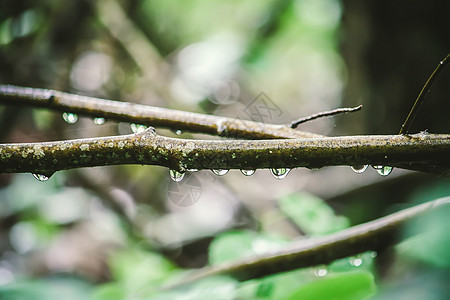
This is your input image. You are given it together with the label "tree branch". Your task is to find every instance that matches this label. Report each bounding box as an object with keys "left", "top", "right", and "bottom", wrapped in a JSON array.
[
  {"left": 0, "top": 85, "right": 321, "bottom": 139},
  {"left": 290, "top": 105, "right": 363, "bottom": 129},
  {"left": 164, "top": 197, "right": 450, "bottom": 288},
  {"left": 1, "top": 128, "right": 449, "bottom": 176},
  {"left": 399, "top": 53, "right": 450, "bottom": 134}
]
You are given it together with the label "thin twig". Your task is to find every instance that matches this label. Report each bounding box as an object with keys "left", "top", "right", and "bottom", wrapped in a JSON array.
[
  {"left": 399, "top": 53, "right": 450, "bottom": 134},
  {"left": 0, "top": 129, "right": 449, "bottom": 176},
  {"left": 290, "top": 105, "right": 363, "bottom": 129},
  {"left": 0, "top": 85, "right": 321, "bottom": 139},
  {"left": 163, "top": 197, "right": 450, "bottom": 288}
]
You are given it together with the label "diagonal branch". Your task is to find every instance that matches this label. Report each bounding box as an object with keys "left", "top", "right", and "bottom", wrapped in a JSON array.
[
  {"left": 0, "top": 85, "right": 321, "bottom": 139},
  {"left": 290, "top": 105, "right": 363, "bottom": 129},
  {"left": 0, "top": 129, "right": 449, "bottom": 176},
  {"left": 164, "top": 197, "right": 450, "bottom": 288},
  {"left": 399, "top": 53, "right": 450, "bottom": 134}
]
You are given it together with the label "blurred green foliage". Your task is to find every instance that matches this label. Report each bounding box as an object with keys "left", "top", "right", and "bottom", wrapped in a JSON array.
[
  {"left": 279, "top": 192, "right": 350, "bottom": 235},
  {"left": 0, "top": 0, "right": 449, "bottom": 299}
]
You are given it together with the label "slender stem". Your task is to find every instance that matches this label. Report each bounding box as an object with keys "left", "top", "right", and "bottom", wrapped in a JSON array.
[
  {"left": 290, "top": 105, "right": 363, "bottom": 129},
  {"left": 1, "top": 129, "right": 449, "bottom": 176},
  {"left": 0, "top": 85, "right": 320, "bottom": 139},
  {"left": 164, "top": 197, "right": 450, "bottom": 288},
  {"left": 399, "top": 53, "right": 450, "bottom": 134}
]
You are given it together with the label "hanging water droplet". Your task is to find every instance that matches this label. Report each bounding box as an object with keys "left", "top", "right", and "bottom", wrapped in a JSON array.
[
  {"left": 212, "top": 169, "right": 229, "bottom": 176},
  {"left": 270, "top": 168, "right": 290, "bottom": 179},
  {"left": 32, "top": 173, "right": 50, "bottom": 182},
  {"left": 314, "top": 267, "right": 328, "bottom": 277},
  {"left": 240, "top": 169, "right": 255, "bottom": 176},
  {"left": 175, "top": 130, "right": 182, "bottom": 135},
  {"left": 187, "top": 169, "right": 199, "bottom": 172},
  {"left": 130, "top": 123, "right": 148, "bottom": 133},
  {"left": 376, "top": 166, "right": 393, "bottom": 176},
  {"left": 216, "top": 119, "right": 227, "bottom": 135},
  {"left": 93, "top": 117, "right": 106, "bottom": 125},
  {"left": 351, "top": 165, "right": 368, "bottom": 174},
  {"left": 62, "top": 112, "right": 78, "bottom": 124},
  {"left": 169, "top": 169, "right": 185, "bottom": 182},
  {"left": 350, "top": 257, "right": 363, "bottom": 267}
]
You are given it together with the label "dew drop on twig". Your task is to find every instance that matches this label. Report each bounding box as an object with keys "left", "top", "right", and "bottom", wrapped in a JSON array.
[
  {"left": 169, "top": 169, "right": 185, "bottom": 182},
  {"left": 376, "top": 166, "right": 393, "bottom": 176},
  {"left": 130, "top": 123, "right": 147, "bottom": 133},
  {"left": 62, "top": 112, "right": 78, "bottom": 124},
  {"left": 314, "top": 267, "right": 328, "bottom": 277},
  {"left": 351, "top": 165, "right": 368, "bottom": 174},
  {"left": 350, "top": 256, "right": 363, "bottom": 267},
  {"left": 93, "top": 117, "right": 106, "bottom": 125},
  {"left": 32, "top": 173, "right": 50, "bottom": 182},
  {"left": 270, "top": 168, "right": 290, "bottom": 179},
  {"left": 212, "top": 169, "right": 229, "bottom": 176},
  {"left": 240, "top": 169, "right": 255, "bottom": 176}
]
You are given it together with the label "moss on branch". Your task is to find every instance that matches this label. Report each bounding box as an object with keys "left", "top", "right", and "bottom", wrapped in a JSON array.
[{"left": 1, "top": 129, "right": 449, "bottom": 176}]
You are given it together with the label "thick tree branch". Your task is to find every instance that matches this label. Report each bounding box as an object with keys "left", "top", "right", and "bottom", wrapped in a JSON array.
[
  {"left": 0, "top": 129, "right": 449, "bottom": 176},
  {"left": 0, "top": 85, "right": 320, "bottom": 139},
  {"left": 165, "top": 197, "right": 450, "bottom": 288}
]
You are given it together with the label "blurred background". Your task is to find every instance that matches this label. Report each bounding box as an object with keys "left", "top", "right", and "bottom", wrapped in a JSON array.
[{"left": 0, "top": 0, "right": 449, "bottom": 299}]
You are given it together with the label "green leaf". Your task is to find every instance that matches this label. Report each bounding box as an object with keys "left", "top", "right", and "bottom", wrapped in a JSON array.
[
  {"left": 279, "top": 193, "right": 349, "bottom": 235},
  {"left": 286, "top": 271, "right": 376, "bottom": 300},
  {"left": 143, "top": 276, "right": 237, "bottom": 300},
  {"left": 91, "top": 283, "right": 125, "bottom": 300},
  {"left": 208, "top": 230, "right": 287, "bottom": 265},
  {"left": 0, "top": 277, "right": 92, "bottom": 300},
  {"left": 397, "top": 203, "right": 450, "bottom": 267},
  {"left": 108, "top": 249, "right": 177, "bottom": 293}
]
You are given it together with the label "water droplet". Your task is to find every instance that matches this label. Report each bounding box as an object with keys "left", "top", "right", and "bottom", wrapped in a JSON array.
[
  {"left": 62, "top": 112, "right": 78, "bottom": 124},
  {"left": 372, "top": 165, "right": 383, "bottom": 170},
  {"left": 169, "top": 169, "right": 185, "bottom": 182},
  {"left": 93, "top": 117, "right": 106, "bottom": 125},
  {"left": 32, "top": 173, "right": 50, "bottom": 182},
  {"left": 175, "top": 130, "right": 182, "bottom": 135},
  {"left": 375, "top": 166, "right": 393, "bottom": 176},
  {"left": 130, "top": 123, "right": 148, "bottom": 133},
  {"left": 270, "top": 168, "right": 290, "bottom": 179},
  {"left": 216, "top": 119, "right": 228, "bottom": 135},
  {"left": 314, "top": 267, "right": 328, "bottom": 277},
  {"left": 370, "top": 251, "right": 377, "bottom": 258},
  {"left": 351, "top": 165, "right": 368, "bottom": 174},
  {"left": 187, "top": 169, "right": 199, "bottom": 172},
  {"left": 240, "top": 169, "right": 255, "bottom": 176},
  {"left": 350, "top": 257, "right": 363, "bottom": 267},
  {"left": 212, "top": 169, "right": 229, "bottom": 176}
]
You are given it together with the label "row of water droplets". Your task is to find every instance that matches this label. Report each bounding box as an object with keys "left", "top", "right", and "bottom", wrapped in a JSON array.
[
  {"left": 62, "top": 112, "right": 105, "bottom": 125},
  {"left": 351, "top": 164, "right": 393, "bottom": 176},
  {"left": 169, "top": 165, "right": 393, "bottom": 182},
  {"left": 170, "top": 168, "right": 290, "bottom": 182},
  {"left": 32, "top": 165, "right": 393, "bottom": 183},
  {"left": 314, "top": 252, "right": 377, "bottom": 278}
]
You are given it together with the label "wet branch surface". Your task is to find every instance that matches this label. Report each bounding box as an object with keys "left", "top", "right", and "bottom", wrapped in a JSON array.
[
  {"left": 165, "top": 197, "right": 450, "bottom": 288},
  {"left": 0, "top": 128, "right": 449, "bottom": 176},
  {"left": 1, "top": 85, "right": 449, "bottom": 176}
]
